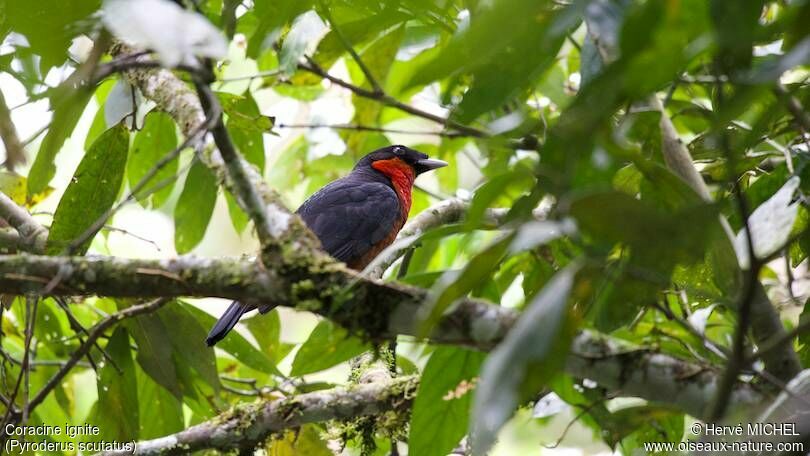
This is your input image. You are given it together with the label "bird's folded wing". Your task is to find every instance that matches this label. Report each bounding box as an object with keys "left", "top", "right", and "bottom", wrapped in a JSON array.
[{"left": 296, "top": 180, "right": 400, "bottom": 264}]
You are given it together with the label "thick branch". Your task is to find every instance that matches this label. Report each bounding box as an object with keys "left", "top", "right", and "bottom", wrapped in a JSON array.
[
  {"left": 99, "top": 330, "right": 769, "bottom": 455},
  {"left": 108, "top": 43, "right": 323, "bottom": 259},
  {"left": 99, "top": 376, "right": 418, "bottom": 455},
  {"left": 0, "top": 192, "right": 47, "bottom": 253},
  {"left": 367, "top": 198, "right": 548, "bottom": 278},
  {"left": 0, "top": 254, "right": 768, "bottom": 420}
]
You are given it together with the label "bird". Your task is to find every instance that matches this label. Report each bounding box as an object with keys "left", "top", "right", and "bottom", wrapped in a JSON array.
[{"left": 205, "top": 145, "right": 447, "bottom": 345}]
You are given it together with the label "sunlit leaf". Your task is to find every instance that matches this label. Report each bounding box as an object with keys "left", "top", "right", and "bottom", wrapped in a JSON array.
[
  {"left": 92, "top": 327, "right": 139, "bottom": 441},
  {"left": 408, "top": 347, "right": 485, "bottom": 456},
  {"left": 290, "top": 320, "right": 369, "bottom": 376},
  {"left": 174, "top": 159, "right": 218, "bottom": 253},
  {"left": 47, "top": 124, "right": 129, "bottom": 255},
  {"left": 128, "top": 112, "right": 179, "bottom": 208}
]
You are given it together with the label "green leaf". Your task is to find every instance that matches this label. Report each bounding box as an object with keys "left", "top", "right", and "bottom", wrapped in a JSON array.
[
  {"left": 291, "top": 10, "right": 409, "bottom": 86},
  {"left": 5, "top": 0, "right": 100, "bottom": 70},
  {"left": 244, "top": 309, "right": 285, "bottom": 363},
  {"left": 46, "top": 124, "right": 129, "bottom": 255},
  {"left": 405, "top": 0, "right": 578, "bottom": 90},
  {"left": 345, "top": 25, "right": 405, "bottom": 153},
  {"left": 247, "top": 0, "right": 312, "bottom": 58},
  {"left": 471, "top": 264, "right": 578, "bottom": 456},
  {"left": 225, "top": 92, "right": 266, "bottom": 172},
  {"left": 452, "top": 13, "right": 569, "bottom": 122},
  {"left": 709, "top": 0, "right": 766, "bottom": 71},
  {"left": 127, "top": 309, "right": 182, "bottom": 399},
  {"left": 128, "top": 112, "right": 179, "bottom": 208},
  {"left": 290, "top": 320, "right": 370, "bottom": 376},
  {"left": 268, "top": 424, "right": 332, "bottom": 456},
  {"left": 185, "top": 302, "right": 281, "bottom": 375},
  {"left": 174, "top": 159, "right": 218, "bottom": 253},
  {"left": 28, "top": 87, "right": 95, "bottom": 198},
  {"left": 225, "top": 191, "right": 250, "bottom": 233},
  {"left": 408, "top": 347, "right": 485, "bottom": 456},
  {"left": 136, "top": 366, "right": 184, "bottom": 439},
  {"left": 570, "top": 191, "right": 717, "bottom": 272},
  {"left": 160, "top": 304, "right": 221, "bottom": 394},
  {"left": 217, "top": 92, "right": 274, "bottom": 135},
  {"left": 279, "top": 11, "right": 327, "bottom": 75},
  {"left": 419, "top": 233, "right": 514, "bottom": 337},
  {"left": 93, "top": 327, "right": 139, "bottom": 441}
]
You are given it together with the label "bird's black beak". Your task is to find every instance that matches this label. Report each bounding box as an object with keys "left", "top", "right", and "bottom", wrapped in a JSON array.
[{"left": 414, "top": 158, "right": 448, "bottom": 175}]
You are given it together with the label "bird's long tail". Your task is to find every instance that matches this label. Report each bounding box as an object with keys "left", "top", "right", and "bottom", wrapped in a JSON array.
[{"left": 206, "top": 301, "right": 255, "bottom": 346}]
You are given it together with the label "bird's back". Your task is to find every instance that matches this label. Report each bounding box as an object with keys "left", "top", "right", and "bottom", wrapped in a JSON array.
[{"left": 296, "top": 175, "right": 403, "bottom": 269}]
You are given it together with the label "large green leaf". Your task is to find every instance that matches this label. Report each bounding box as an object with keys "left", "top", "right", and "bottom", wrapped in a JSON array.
[
  {"left": 418, "top": 233, "right": 515, "bottom": 337},
  {"left": 136, "top": 365, "right": 184, "bottom": 440},
  {"left": 128, "top": 112, "right": 179, "bottom": 208},
  {"left": 5, "top": 0, "right": 100, "bottom": 70},
  {"left": 28, "top": 88, "right": 95, "bottom": 198},
  {"left": 244, "top": 309, "right": 288, "bottom": 364},
  {"left": 247, "top": 0, "right": 313, "bottom": 58},
  {"left": 225, "top": 92, "right": 267, "bottom": 171},
  {"left": 451, "top": 10, "right": 571, "bottom": 122},
  {"left": 344, "top": 25, "right": 405, "bottom": 153},
  {"left": 127, "top": 309, "right": 182, "bottom": 399},
  {"left": 408, "top": 347, "right": 485, "bottom": 456},
  {"left": 174, "top": 159, "right": 218, "bottom": 253},
  {"left": 709, "top": 0, "right": 766, "bottom": 71},
  {"left": 470, "top": 264, "right": 578, "bottom": 455},
  {"left": 405, "top": 0, "right": 578, "bottom": 90},
  {"left": 46, "top": 124, "right": 129, "bottom": 255},
  {"left": 92, "top": 327, "right": 139, "bottom": 442},
  {"left": 570, "top": 191, "right": 717, "bottom": 272},
  {"left": 159, "top": 304, "right": 221, "bottom": 394},
  {"left": 290, "top": 320, "right": 369, "bottom": 376}
]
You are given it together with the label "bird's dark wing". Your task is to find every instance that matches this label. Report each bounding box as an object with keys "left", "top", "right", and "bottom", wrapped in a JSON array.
[{"left": 296, "top": 179, "right": 401, "bottom": 265}]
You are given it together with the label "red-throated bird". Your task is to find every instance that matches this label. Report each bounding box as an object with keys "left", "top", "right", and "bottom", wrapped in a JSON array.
[{"left": 205, "top": 145, "right": 447, "bottom": 345}]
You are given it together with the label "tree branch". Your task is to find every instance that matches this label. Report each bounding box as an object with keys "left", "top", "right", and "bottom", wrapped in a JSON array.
[
  {"left": 96, "top": 327, "right": 771, "bottom": 455},
  {"left": 298, "top": 57, "right": 487, "bottom": 139},
  {"left": 0, "top": 88, "right": 26, "bottom": 171},
  {"left": 192, "top": 75, "right": 280, "bottom": 256},
  {"left": 26, "top": 298, "right": 169, "bottom": 413},
  {"left": 0, "top": 192, "right": 48, "bottom": 253},
  {"left": 0, "top": 254, "right": 768, "bottom": 420},
  {"left": 367, "top": 198, "right": 550, "bottom": 278},
  {"left": 99, "top": 376, "right": 418, "bottom": 455},
  {"left": 108, "top": 43, "right": 324, "bottom": 261}
]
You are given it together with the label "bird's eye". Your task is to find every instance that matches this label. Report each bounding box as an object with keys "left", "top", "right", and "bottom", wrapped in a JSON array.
[{"left": 393, "top": 146, "right": 404, "bottom": 155}]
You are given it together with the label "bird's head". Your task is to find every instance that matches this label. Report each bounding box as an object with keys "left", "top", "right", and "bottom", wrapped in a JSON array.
[{"left": 355, "top": 145, "right": 448, "bottom": 181}]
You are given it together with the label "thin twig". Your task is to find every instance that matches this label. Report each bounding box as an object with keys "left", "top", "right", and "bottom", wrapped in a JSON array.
[
  {"left": 707, "top": 80, "right": 762, "bottom": 421},
  {"left": 0, "top": 88, "right": 26, "bottom": 170},
  {"left": 298, "top": 57, "right": 487, "bottom": 138},
  {"left": 318, "top": 0, "right": 383, "bottom": 95},
  {"left": 25, "top": 298, "right": 170, "bottom": 413},
  {"left": 276, "top": 122, "right": 466, "bottom": 138},
  {"left": 193, "top": 74, "right": 278, "bottom": 250},
  {"left": 0, "top": 297, "right": 37, "bottom": 433}
]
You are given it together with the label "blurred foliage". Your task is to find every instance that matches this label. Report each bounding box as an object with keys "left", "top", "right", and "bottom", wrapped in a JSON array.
[{"left": 2, "top": 0, "right": 810, "bottom": 454}]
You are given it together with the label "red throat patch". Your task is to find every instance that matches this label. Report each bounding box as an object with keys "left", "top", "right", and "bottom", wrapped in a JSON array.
[{"left": 372, "top": 158, "right": 414, "bottom": 220}]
